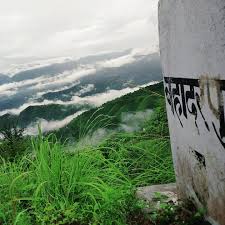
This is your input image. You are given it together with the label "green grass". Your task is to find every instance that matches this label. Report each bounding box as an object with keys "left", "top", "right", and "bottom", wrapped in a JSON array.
[
  {"left": 55, "top": 82, "right": 165, "bottom": 141},
  {"left": 0, "top": 89, "right": 175, "bottom": 224}
]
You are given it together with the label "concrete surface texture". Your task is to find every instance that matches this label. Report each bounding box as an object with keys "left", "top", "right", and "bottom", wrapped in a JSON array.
[
  {"left": 136, "top": 183, "right": 177, "bottom": 208},
  {"left": 158, "top": 1, "right": 225, "bottom": 225}
]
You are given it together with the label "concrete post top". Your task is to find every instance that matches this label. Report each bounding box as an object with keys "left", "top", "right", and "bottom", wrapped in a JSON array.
[{"left": 159, "top": 0, "right": 225, "bottom": 78}]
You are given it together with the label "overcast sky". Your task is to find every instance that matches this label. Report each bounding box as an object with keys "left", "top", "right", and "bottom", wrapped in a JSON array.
[{"left": 0, "top": 0, "right": 159, "bottom": 73}]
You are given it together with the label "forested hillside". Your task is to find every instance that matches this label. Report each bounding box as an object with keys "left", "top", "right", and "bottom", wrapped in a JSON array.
[{"left": 56, "top": 82, "right": 164, "bottom": 141}]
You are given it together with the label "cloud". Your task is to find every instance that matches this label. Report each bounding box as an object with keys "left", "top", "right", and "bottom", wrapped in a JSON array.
[
  {"left": 3, "top": 56, "right": 74, "bottom": 76},
  {"left": 76, "top": 109, "right": 153, "bottom": 147},
  {"left": 30, "top": 68, "right": 96, "bottom": 91},
  {"left": 98, "top": 48, "right": 155, "bottom": 68},
  {"left": 120, "top": 109, "right": 153, "bottom": 132},
  {"left": 0, "top": 47, "right": 157, "bottom": 101},
  {"left": 25, "top": 110, "right": 86, "bottom": 135},
  {"left": 0, "top": 67, "right": 95, "bottom": 98},
  {"left": 0, "top": 100, "right": 58, "bottom": 116},
  {"left": 35, "top": 82, "right": 80, "bottom": 98},
  {"left": 99, "top": 54, "right": 136, "bottom": 68},
  {"left": 0, "top": 77, "right": 41, "bottom": 94},
  {"left": 76, "top": 84, "right": 95, "bottom": 96},
  {"left": 0, "top": 0, "right": 159, "bottom": 74},
  {"left": 76, "top": 128, "right": 114, "bottom": 148},
  {"left": 70, "top": 81, "right": 157, "bottom": 106},
  {"left": 0, "top": 81, "right": 158, "bottom": 116}
]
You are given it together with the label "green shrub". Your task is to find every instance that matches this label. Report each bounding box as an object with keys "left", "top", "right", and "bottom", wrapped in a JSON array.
[{"left": 0, "top": 124, "right": 30, "bottom": 161}]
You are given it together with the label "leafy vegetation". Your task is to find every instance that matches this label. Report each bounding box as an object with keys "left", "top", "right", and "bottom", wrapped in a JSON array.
[
  {"left": 0, "top": 82, "right": 208, "bottom": 224},
  {"left": 56, "top": 82, "right": 164, "bottom": 141},
  {"left": 0, "top": 123, "right": 30, "bottom": 161},
  {"left": 144, "top": 192, "right": 207, "bottom": 225}
]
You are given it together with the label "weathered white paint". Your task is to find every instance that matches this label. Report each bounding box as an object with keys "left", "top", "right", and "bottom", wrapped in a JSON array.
[{"left": 159, "top": 1, "right": 225, "bottom": 224}]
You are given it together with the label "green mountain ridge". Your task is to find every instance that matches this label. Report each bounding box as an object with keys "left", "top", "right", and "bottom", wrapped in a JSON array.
[
  {"left": 0, "top": 104, "right": 92, "bottom": 130},
  {"left": 0, "top": 82, "right": 164, "bottom": 141},
  {"left": 55, "top": 82, "right": 164, "bottom": 141}
]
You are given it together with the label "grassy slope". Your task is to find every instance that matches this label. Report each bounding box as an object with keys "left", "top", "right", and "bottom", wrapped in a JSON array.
[
  {"left": 0, "top": 82, "right": 176, "bottom": 225},
  {"left": 56, "top": 82, "right": 164, "bottom": 141}
]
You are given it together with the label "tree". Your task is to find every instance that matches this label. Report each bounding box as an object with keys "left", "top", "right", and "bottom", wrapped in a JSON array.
[{"left": 0, "top": 123, "right": 28, "bottom": 161}]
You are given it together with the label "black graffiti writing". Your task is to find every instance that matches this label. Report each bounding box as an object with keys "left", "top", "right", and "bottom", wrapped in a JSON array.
[{"left": 164, "top": 77, "right": 225, "bottom": 148}]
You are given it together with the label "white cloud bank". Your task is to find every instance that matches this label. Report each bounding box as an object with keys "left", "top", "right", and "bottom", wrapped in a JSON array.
[
  {"left": 76, "top": 109, "right": 153, "bottom": 147},
  {"left": 0, "top": 67, "right": 96, "bottom": 98},
  {"left": 0, "top": 47, "right": 157, "bottom": 99},
  {"left": 0, "top": 81, "right": 158, "bottom": 116},
  {"left": 120, "top": 109, "right": 153, "bottom": 132},
  {"left": 25, "top": 110, "right": 86, "bottom": 135},
  {"left": 98, "top": 48, "right": 154, "bottom": 68}
]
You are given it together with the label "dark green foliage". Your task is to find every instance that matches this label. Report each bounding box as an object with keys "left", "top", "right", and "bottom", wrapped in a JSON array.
[
  {"left": 18, "top": 104, "right": 89, "bottom": 126},
  {"left": 144, "top": 102, "right": 169, "bottom": 137},
  {"left": 0, "top": 104, "right": 91, "bottom": 130},
  {"left": 56, "top": 82, "right": 165, "bottom": 141},
  {"left": 149, "top": 199, "right": 207, "bottom": 225},
  {"left": 0, "top": 123, "right": 30, "bottom": 161}
]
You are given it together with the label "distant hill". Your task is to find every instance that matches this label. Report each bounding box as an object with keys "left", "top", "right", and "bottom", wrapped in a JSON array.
[
  {"left": 0, "top": 82, "right": 164, "bottom": 139},
  {"left": 41, "top": 52, "right": 162, "bottom": 101},
  {"left": 55, "top": 82, "right": 164, "bottom": 141},
  {"left": 0, "top": 49, "right": 163, "bottom": 136},
  {"left": 0, "top": 104, "right": 91, "bottom": 129},
  {"left": 10, "top": 49, "right": 132, "bottom": 82},
  {"left": 0, "top": 49, "right": 162, "bottom": 114},
  {"left": 0, "top": 74, "right": 10, "bottom": 85},
  {"left": 11, "top": 61, "right": 78, "bottom": 82}
]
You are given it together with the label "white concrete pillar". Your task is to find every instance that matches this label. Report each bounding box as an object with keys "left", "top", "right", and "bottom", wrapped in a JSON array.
[{"left": 158, "top": 1, "right": 225, "bottom": 224}]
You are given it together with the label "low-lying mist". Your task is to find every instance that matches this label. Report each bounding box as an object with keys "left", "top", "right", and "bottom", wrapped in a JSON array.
[
  {"left": 25, "top": 110, "right": 86, "bottom": 135},
  {"left": 76, "top": 109, "right": 153, "bottom": 147}
]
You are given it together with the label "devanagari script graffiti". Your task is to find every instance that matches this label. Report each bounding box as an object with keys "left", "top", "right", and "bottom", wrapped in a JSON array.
[{"left": 164, "top": 77, "right": 225, "bottom": 148}]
